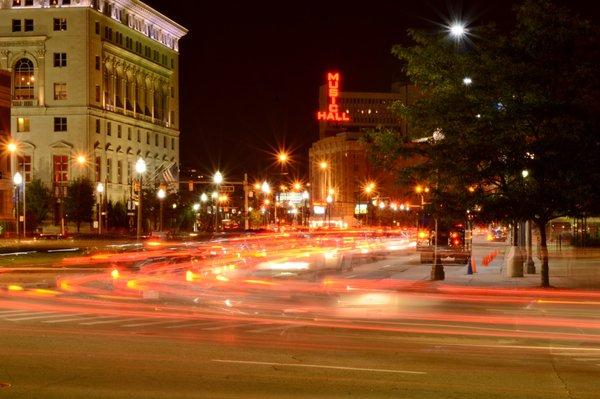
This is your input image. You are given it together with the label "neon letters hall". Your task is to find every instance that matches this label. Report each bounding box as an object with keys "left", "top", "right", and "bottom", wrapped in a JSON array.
[{"left": 316, "top": 72, "right": 350, "bottom": 122}]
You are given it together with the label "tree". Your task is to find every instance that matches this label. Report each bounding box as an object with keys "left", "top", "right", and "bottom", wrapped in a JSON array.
[
  {"left": 25, "top": 179, "right": 52, "bottom": 232},
  {"left": 367, "top": 0, "right": 600, "bottom": 287},
  {"left": 64, "top": 177, "right": 95, "bottom": 233}
]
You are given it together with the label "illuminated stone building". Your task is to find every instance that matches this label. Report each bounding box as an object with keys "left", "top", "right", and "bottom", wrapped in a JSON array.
[
  {"left": 0, "top": 70, "right": 11, "bottom": 222},
  {"left": 309, "top": 77, "right": 417, "bottom": 226},
  {"left": 0, "top": 0, "right": 186, "bottom": 226}
]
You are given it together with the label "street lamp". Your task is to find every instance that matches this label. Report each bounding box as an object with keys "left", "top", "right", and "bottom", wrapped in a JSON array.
[
  {"left": 302, "top": 190, "right": 309, "bottom": 226},
  {"left": 76, "top": 154, "right": 87, "bottom": 166},
  {"left": 261, "top": 181, "right": 270, "bottom": 226},
  {"left": 96, "top": 182, "right": 104, "bottom": 235},
  {"left": 135, "top": 158, "right": 146, "bottom": 240},
  {"left": 213, "top": 171, "right": 223, "bottom": 232},
  {"left": 200, "top": 193, "right": 208, "bottom": 203},
  {"left": 462, "top": 77, "right": 473, "bottom": 86},
  {"left": 13, "top": 172, "right": 23, "bottom": 238},
  {"left": 157, "top": 188, "right": 166, "bottom": 232},
  {"left": 449, "top": 22, "right": 467, "bottom": 39},
  {"left": 326, "top": 194, "right": 333, "bottom": 227}
]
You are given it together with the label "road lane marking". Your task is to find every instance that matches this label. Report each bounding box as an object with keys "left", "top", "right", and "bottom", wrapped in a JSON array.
[
  {"left": 164, "top": 321, "right": 225, "bottom": 329},
  {"left": 7, "top": 313, "right": 85, "bottom": 322},
  {"left": 0, "top": 310, "right": 34, "bottom": 315},
  {"left": 1, "top": 311, "right": 58, "bottom": 320},
  {"left": 122, "top": 319, "right": 182, "bottom": 328},
  {"left": 202, "top": 322, "right": 263, "bottom": 331},
  {"left": 212, "top": 359, "right": 426, "bottom": 375},
  {"left": 248, "top": 324, "right": 305, "bottom": 333},
  {"left": 80, "top": 317, "right": 146, "bottom": 325},
  {"left": 44, "top": 315, "right": 109, "bottom": 324}
]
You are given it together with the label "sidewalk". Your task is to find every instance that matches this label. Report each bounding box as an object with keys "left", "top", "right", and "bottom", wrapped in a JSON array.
[{"left": 389, "top": 242, "right": 600, "bottom": 290}]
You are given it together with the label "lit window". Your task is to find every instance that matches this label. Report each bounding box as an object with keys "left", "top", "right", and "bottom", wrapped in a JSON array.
[
  {"left": 53, "top": 82, "right": 67, "bottom": 100},
  {"left": 13, "top": 58, "right": 35, "bottom": 100},
  {"left": 17, "top": 117, "right": 30, "bottom": 132},
  {"left": 53, "top": 155, "right": 68, "bottom": 183}
]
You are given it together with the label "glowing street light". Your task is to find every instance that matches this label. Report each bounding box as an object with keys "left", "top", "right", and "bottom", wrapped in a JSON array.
[
  {"left": 192, "top": 203, "right": 200, "bottom": 212},
  {"left": 293, "top": 181, "right": 302, "bottom": 191},
  {"left": 277, "top": 151, "right": 289, "bottom": 164},
  {"left": 261, "top": 181, "right": 270, "bottom": 194},
  {"left": 319, "top": 161, "right": 328, "bottom": 170},
  {"left": 462, "top": 77, "right": 473, "bottom": 86},
  {"left": 522, "top": 170, "right": 530, "bottom": 178},
  {"left": 13, "top": 172, "right": 23, "bottom": 238},
  {"left": 76, "top": 154, "right": 87, "bottom": 165},
  {"left": 7, "top": 142, "right": 17, "bottom": 153},
  {"left": 449, "top": 22, "right": 466, "bottom": 38},
  {"left": 200, "top": 193, "right": 208, "bottom": 203},
  {"left": 213, "top": 171, "right": 223, "bottom": 185}
]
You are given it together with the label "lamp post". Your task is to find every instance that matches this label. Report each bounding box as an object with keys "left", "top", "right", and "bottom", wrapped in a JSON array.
[
  {"left": 302, "top": 190, "right": 309, "bottom": 226},
  {"left": 363, "top": 182, "right": 376, "bottom": 227},
  {"left": 213, "top": 171, "right": 223, "bottom": 232},
  {"left": 326, "top": 194, "right": 333, "bottom": 227},
  {"left": 13, "top": 172, "right": 23, "bottom": 239},
  {"left": 96, "top": 182, "right": 104, "bottom": 235},
  {"left": 157, "top": 188, "right": 166, "bottom": 232},
  {"left": 200, "top": 193, "right": 208, "bottom": 231},
  {"left": 135, "top": 158, "right": 146, "bottom": 240},
  {"left": 192, "top": 202, "right": 200, "bottom": 232},
  {"left": 261, "top": 181, "right": 270, "bottom": 226}
]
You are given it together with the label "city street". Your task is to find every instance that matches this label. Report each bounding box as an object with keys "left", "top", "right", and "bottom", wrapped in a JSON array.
[{"left": 1, "top": 232, "right": 599, "bottom": 398}]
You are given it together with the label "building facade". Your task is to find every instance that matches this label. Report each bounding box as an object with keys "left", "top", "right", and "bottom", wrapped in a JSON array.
[
  {"left": 0, "top": 70, "right": 11, "bottom": 222},
  {"left": 0, "top": 0, "right": 186, "bottom": 226},
  {"left": 309, "top": 81, "right": 417, "bottom": 226}
]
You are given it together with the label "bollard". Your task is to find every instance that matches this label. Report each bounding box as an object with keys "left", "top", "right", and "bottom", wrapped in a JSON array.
[{"left": 467, "top": 257, "right": 473, "bottom": 275}]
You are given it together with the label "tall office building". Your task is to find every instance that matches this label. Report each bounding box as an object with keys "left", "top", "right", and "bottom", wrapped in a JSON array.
[
  {"left": 0, "top": 0, "right": 186, "bottom": 225},
  {"left": 309, "top": 75, "right": 417, "bottom": 226}
]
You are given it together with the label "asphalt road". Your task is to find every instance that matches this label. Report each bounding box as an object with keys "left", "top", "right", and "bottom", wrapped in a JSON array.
[{"left": 0, "top": 233, "right": 598, "bottom": 398}]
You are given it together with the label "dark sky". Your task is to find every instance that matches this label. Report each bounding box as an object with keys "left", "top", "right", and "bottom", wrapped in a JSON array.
[{"left": 143, "top": 0, "right": 599, "bottom": 180}]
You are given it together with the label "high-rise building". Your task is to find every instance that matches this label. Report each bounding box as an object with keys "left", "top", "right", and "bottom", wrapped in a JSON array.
[
  {"left": 309, "top": 76, "right": 417, "bottom": 226},
  {"left": 0, "top": 70, "right": 11, "bottom": 223},
  {"left": 0, "top": 0, "right": 186, "bottom": 226}
]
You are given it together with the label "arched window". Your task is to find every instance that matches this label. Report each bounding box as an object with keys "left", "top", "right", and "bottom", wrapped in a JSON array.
[{"left": 13, "top": 58, "right": 35, "bottom": 100}]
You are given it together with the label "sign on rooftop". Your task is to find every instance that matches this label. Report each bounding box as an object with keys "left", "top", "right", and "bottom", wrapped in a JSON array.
[{"left": 316, "top": 72, "right": 351, "bottom": 123}]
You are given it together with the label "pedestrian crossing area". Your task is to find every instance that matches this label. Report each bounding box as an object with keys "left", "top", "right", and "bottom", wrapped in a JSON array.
[{"left": 0, "top": 308, "right": 307, "bottom": 334}]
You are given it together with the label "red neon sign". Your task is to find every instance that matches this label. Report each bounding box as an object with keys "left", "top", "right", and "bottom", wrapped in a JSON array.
[{"left": 316, "top": 72, "right": 350, "bottom": 122}]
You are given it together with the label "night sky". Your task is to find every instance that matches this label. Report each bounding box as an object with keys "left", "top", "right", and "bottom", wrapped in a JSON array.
[{"left": 143, "top": 0, "right": 599, "bottom": 180}]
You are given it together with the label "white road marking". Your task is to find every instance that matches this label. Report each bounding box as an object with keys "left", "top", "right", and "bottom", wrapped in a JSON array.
[
  {"left": 248, "top": 324, "right": 305, "bottom": 333},
  {"left": 164, "top": 321, "right": 225, "bottom": 329},
  {"left": 0, "top": 309, "right": 34, "bottom": 315},
  {"left": 80, "top": 317, "right": 146, "bottom": 326},
  {"left": 1, "top": 311, "right": 58, "bottom": 320},
  {"left": 122, "top": 319, "right": 183, "bottom": 328},
  {"left": 212, "top": 359, "right": 426, "bottom": 375},
  {"left": 44, "top": 315, "right": 109, "bottom": 324},
  {"left": 7, "top": 313, "right": 85, "bottom": 322},
  {"left": 202, "top": 322, "right": 263, "bottom": 331}
]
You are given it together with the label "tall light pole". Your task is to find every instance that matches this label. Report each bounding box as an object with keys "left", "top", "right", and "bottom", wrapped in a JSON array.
[
  {"left": 135, "top": 158, "right": 146, "bottom": 240},
  {"left": 302, "top": 190, "right": 309, "bottom": 227},
  {"left": 200, "top": 193, "right": 208, "bottom": 232},
  {"left": 213, "top": 171, "right": 223, "bottom": 232},
  {"left": 13, "top": 172, "right": 23, "bottom": 239},
  {"left": 326, "top": 193, "right": 333, "bottom": 227},
  {"left": 363, "top": 182, "right": 376, "bottom": 227},
  {"left": 261, "top": 181, "right": 270, "bottom": 227},
  {"left": 192, "top": 203, "right": 200, "bottom": 232},
  {"left": 157, "top": 188, "right": 166, "bottom": 232},
  {"left": 96, "top": 182, "right": 104, "bottom": 235}
]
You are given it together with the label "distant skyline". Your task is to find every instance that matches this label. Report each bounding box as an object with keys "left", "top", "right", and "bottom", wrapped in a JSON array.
[{"left": 143, "top": 0, "right": 600, "bottom": 179}]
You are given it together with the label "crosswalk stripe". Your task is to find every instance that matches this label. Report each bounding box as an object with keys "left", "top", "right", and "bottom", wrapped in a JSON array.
[
  {"left": 0, "top": 311, "right": 57, "bottom": 319},
  {"left": 164, "top": 320, "right": 224, "bottom": 329},
  {"left": 122, "top": 319, "right": 182, "bottom": 328},
  {"left": 44, "top": 315, "right": 107, "bottom": 324},
  {"left": 7, "top": 313, "right": 84, "bottom": 322},
  {"left": 248, "top": 324, "right": 305, "bottom": 333},
  {"left": 0, "top": 309, "right": 33, "bottom": 315},
  {"left": 80, "top": 317, "right": 146, "bottom": 326},
  {"left": 202, "top": 322, "right": 263, "bottom": 331}
]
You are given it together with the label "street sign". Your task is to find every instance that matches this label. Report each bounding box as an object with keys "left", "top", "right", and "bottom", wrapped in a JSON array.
[{"left": 220, "top": 185, "right": 234, "bottom": 193}]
